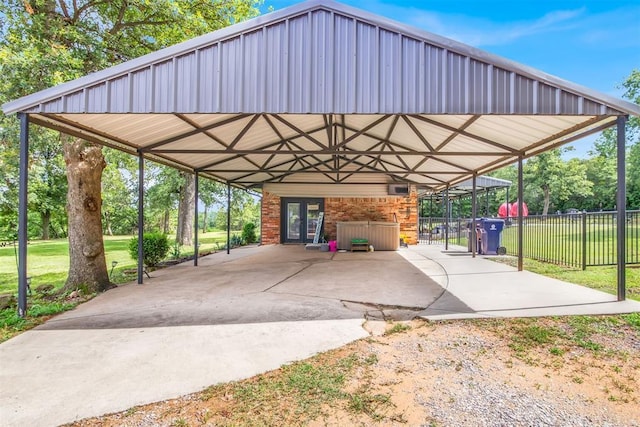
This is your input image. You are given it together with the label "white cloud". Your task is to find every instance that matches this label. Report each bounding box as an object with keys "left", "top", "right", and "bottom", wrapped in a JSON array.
[{"left": 406, "top": 8, "right": 585, "bottom": 46}]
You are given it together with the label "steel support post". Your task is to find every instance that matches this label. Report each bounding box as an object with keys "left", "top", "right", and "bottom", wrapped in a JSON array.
[
  {"left": 227, "top": 183, "right": 231, "bottom": 255},
  {"left": 471, "top": 173, "right": 477, "bottom": 257},
  {"left": 616, "top": 116, "right": 627, "bottom": 301},
  {"left": 506, "top": 188, "right": 510, "bottom": 222},
  {"left": 137, "top": 152, "right": 144, "bottom": 284},
  {"left": 194, "top": 172, "right": 199, "bottom": 267},
  {"left": 17, "top": 113, "right": 29, "bottom": 317},
  {"left": 444, "top": 185, "right": 449, "bottom": 250},
  {"left": 517, "top": 156, "right": 524, "bottom": 271}
]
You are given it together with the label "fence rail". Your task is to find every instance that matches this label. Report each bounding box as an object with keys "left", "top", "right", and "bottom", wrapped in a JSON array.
[{"left": 419, "top": 210, "right": 640, "bottom": 268}]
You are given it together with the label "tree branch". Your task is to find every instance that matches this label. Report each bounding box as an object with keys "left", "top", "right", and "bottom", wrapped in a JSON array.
[
  {"left": 57, "top": 0, "right": 70, "bottom": 19},
  {"left": 108, "top": 0, "right": 128, "bottom": 35},
  {"left": 73, "top": 0, "right": 111, "bottom": 21},
  {"left": 111, "top": 19, "right": 173, "bottom": 34}
]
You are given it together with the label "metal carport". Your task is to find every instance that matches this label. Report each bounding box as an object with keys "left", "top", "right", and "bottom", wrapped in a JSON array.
[{"left": 3, "top": 0, "right": 640, "bottom": 316}]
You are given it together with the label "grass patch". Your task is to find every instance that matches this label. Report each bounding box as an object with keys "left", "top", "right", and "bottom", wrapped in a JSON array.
[
  {"left": 195, "top": 351, "right": 395, "bottom": 425},
  {"left": 0, "top": 295, "right": 83, "bottom": 342},
  {"left": 384, "top": 322, "right": 411, "bottom": 335},
  {"left": 0, "top": 231, "right": 235, "bottom": 295}
]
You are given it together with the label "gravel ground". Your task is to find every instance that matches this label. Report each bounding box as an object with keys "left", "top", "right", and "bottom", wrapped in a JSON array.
[{"left": 70, "top": 317, "right": 640, "bottom": 427}]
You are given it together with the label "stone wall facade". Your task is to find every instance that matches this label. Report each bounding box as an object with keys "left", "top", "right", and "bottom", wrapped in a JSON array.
[{"left": 260, "top": 187, "right": 418, "bottom": 245}]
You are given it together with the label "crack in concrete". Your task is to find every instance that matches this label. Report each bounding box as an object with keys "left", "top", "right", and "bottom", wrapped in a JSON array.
[
  {"left": 340, "top": 299, "right": 426, "bottom": 312},
  {"left": 260, "top": 262, "right": 314, "bottom": 292}
]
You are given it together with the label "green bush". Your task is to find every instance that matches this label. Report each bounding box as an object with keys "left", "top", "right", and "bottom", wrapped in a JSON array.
[
  {"left": 230, "top": 234, "right": 244, "bottom": 248},
  {"left": 241, "top": 223, "right": 257, "bottom": 244},
  {"left": 128, "top": 233, "right": 170, "bottom": 266}
]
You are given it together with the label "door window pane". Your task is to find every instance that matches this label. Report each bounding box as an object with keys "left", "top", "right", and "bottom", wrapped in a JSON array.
[
  {"left": 306, "top": 203, "right": 320, "bottom": 240},
  {"left": 287, "top": 203, "right": 300, "bottom": 240}
]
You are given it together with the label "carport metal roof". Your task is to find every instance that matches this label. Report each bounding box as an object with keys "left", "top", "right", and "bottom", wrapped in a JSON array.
[{"left": 3, "top": 0, "right": 640, "bottom": 192}]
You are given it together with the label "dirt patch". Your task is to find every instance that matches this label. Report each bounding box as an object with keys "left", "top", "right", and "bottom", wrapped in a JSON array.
[{"left": 68, "top": 316, "right": 640, "bottom": 426}]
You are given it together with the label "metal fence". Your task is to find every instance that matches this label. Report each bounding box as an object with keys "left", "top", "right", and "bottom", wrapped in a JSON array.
[{"left": 419, "top": 210, "right": 640, "bottom": 268}]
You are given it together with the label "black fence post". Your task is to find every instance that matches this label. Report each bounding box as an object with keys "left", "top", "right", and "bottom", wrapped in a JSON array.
[{"left": 582, "top": 211, "right": 587, "bottom": 270}]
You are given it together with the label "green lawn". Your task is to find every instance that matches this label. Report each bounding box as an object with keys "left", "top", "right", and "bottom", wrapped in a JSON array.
[
  {"left": 0, "top": 231, "right": 234, "bottom": 294},
  {"left": 501, "top": 219, "right": 640, "bottom": 268}
]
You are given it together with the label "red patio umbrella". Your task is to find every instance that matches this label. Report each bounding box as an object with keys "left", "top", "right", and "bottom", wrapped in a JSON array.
[
  {"left": 498, "top": 202, "right": 511, "bottom": 218},
  {"left": 510, "top": 200, "right": 529, "bottom": 217}
]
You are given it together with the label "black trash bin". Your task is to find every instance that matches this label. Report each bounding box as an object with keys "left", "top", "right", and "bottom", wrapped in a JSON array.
[{"left": 479, "top": 218, "right": 505, "bottom": 255}]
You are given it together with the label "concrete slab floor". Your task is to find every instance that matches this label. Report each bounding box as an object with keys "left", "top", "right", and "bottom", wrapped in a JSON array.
[{"left": 1, "top": 245, "right": 448, "bottom": 427}]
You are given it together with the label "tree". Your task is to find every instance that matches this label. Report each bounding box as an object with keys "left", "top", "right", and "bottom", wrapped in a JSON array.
[
  {"left": 620, "top": 70, "right": 640, "bottom": 208},
  {"left": 102, "top": 148, "right": 138, "bottom": 235},
  {"left": 176, "top": 172, "right": 195, "bottom": 246},
  {"left": 199, "top": 179, "right": 225, "bottom": 233},
  {"left": 524, "top": 148, "right": 592, "bottom": 216},
  {"left": 586, "top": 69, "right": 640, "bottom": 210},
  {"left": 0, "top": 0, "right": 262, "bottom": 292}
]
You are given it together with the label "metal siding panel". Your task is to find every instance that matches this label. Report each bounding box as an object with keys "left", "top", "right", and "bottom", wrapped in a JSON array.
[
  {"left": 515, "top": 75, "right": 534, "bottom": 114},
  {"left": 265, "top": 22, "right": 288, "bottom": 112},
  {"left": 333, "top": 14, "right": 355, "bottom": 113},
  {"left": 86, "top": 84, "right": 105, "bottom": 113},
  {"left": 583, "top": 99, "right": 601, "bottom": 115},
  {"left": 153, "top": 60, "right": 173, "bottom": 113},
  {"left": 492, "top": 68, "right": 510, "bottom": 114},
  {"left": 220, "top": 37, "right": 241, "bottom": 113},
  {"left": 198, "top": 45, "right": 217, "bottom": 112},
  {"left": 288, "top": 14, "right": 309, "bottom": 113},
  {"left": 537, "top": 82, "right": 556, "bottom": 114},
  {"left": 311, "top": 10, "right": 332, "bottom": 112},
  {"left": 42, "top": 99, "right": 62, "bottom": 113},
  {"left": 468, "top": 59, "right": 488, "bottom": 114},
  {"left": 425, "top": 45, "right": 443, "bottom": 113},
  {"left": 446, "top": 51, "right": 465, "bottom": 114},
  {"left": 130, "top": 68, "right": 150, "bottom": 112},
  {"left": 175, "top": 53, "right": 197, "bottom": 112},
  {"left": 560, "top": 91, "right": 579, "bottom": 114},
  {"left": 243, "top": 29, "right": 264, "bottom": 113},
  {"left": 355, "top": 21, "right": 377, "bottom": 113},
  {"left": 379, "top": 29, "right": 401, "bottom": 113},
  {"left": 65, "top": 91, "right": 84, "bottom": 112},
  {"left": 402, "top": 37, "right": 421, "bottom": 113}
]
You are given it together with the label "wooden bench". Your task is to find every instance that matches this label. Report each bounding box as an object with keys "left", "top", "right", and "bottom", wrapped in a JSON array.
[{"left": 350, "top": 238, "right": 369, "bottom": 252}]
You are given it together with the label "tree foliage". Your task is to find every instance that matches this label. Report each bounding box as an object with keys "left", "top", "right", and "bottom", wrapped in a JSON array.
[{"left": 0, "top": 0, "right": 262, "bottom": 291}]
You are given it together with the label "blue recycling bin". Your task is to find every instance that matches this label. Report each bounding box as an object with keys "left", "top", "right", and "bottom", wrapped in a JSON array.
[{"left": 480, "top": 218, "right": 505, "bottom": 255}]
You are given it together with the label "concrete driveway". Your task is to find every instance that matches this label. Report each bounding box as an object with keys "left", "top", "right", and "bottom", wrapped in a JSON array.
[
  {"left": 1, "top": 245, "right": 450, "bottom": 426},
  {"left": 2, "top": 244, "right": 638, "bottom": 427}
]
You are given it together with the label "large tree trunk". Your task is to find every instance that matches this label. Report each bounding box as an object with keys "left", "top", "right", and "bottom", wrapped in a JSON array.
[
  {"left": 41, "top": 210, "right": 50, "bottom": 240},
  {"left": 62, "top": 138, "right": 112, "bottom": 293},
  {"left": 202, "top": 205, "right": 208, "bottom": 233},
  {"left": 163, "top": 209, "right": 170, "bottom": 235},
  {"left": 176, "top": 173, "right": 195, "bottom": 246},
  {"left": 103, "top": 211, "right": 113, "bottom": 236}
]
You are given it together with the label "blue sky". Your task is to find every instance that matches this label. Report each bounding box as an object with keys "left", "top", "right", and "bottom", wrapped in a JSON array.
[{"left": 261, "top": 0, "right": 640, "bottom": 158}]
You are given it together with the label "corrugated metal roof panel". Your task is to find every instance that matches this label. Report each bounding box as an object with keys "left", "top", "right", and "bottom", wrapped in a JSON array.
[{"left": 4, "top": 1, "right": 638, "bottom": 116}]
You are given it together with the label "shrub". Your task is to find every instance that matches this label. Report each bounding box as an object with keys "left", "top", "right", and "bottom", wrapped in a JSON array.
[
  {"left": 128, "top": 233, "right": 170, "bottom": 266},
  {"left": 230, "top": 234, "right": 244, "bottom": 248},
  {"left": 241, "top": 223, "right": 257, "bottom": 244}
]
